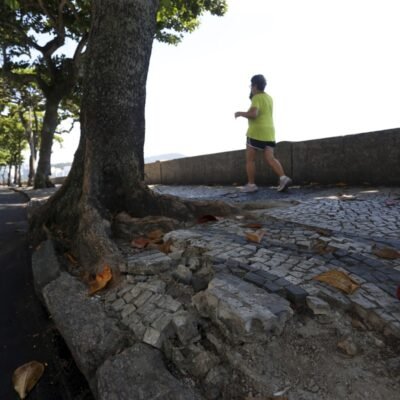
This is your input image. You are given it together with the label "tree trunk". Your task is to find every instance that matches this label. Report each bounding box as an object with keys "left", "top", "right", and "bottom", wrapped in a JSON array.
[
  {"left": 27, "top": 108, "right": 37, "bottom": 186},
  {"left": 13, "top": 163, "right": 18, "bottom": 185},
  {"left": 34, "top": 94, "right": 62, "bottom": 188},
  {"left": 31, "top": 0, "right": 238, "bottom": 274},
  {"left": 7, "top": 164, "right": 11, "bottom": 186}
]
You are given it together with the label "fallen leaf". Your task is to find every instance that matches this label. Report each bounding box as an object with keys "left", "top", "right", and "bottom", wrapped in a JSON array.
[
  {"left": 158, "top": 239, "right": 172, "bottom": 254},
  {"left": 12, "top": 361, "right": 45, "bottom": 399},
  {"left": 372, "top": 246, "right": 400, "bottom": 259},
  {"left": 335, "top": 182, "right": 347, "bottom": 187},
  {"left": 245, "top": 230, "right": 265, "bottom": 243},
  {"left": 146, "top": 229, "right": 164, "bottom": 240},
  {"left": 313, "top": 269, "right": 359, "bottom": 294},
  {"left": 64, "top": 252, "right": 78, "bottom": 266},
  {"left": 197, "top": 214, "right": 219, "bottom": 224},
  {"left": 242, "top": 223, "right": 263, "bottom": 229},
  {"left": 131, "top": 237, "right": 150, "bottom": 249},
  {"left": 88, "top": 265, "right": 112, "bottom": 296}
]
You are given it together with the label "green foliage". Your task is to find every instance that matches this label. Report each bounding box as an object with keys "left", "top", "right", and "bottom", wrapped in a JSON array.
[
  {"left": 0, "top": 74, "right": 43, "bottom": 164},
  {"left": 0, "top": 111, "right": 27, "bottom": 166},
  {"left": 157, "top": 0, "right": 228, "bottom": 44}
]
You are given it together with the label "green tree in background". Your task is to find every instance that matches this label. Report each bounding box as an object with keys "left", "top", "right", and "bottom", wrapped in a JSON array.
[
  {"left": 1, "top": 74, "right": 45, "bottom": 185},
  {"left": 1, "top": 0, "right": 90, "bottom": 188},
  {"left": 0, "top": 106, "right": 27, "bottom": 186},
  {"left": 1, "top": 0, "right": 226, "bottom": 188},
  {"left": 31, "top": 0, "right": 231, "bottom": 275}
]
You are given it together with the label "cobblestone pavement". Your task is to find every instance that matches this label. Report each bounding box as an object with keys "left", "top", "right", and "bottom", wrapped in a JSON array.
[
  {"left": 19, "top": 184, "right": 400, "bottom": 398},
  {"left": 112, "top": 184, "right": 400, "bottom": 341}
]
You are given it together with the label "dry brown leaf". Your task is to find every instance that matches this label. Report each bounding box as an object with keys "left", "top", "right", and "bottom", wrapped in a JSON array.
[
  {"left": 88, "top": 265, "right": 112, "bottom": 296},
  {"left": 131, "top": 237, "right": 150, "bottom": 249},
  {"left": 197, "top": 214, "right": 218, "bottom": 224},
  {"left": 245, "top": 229, "right": 265, "bottom": 243},
  {"left": 12, "top": 361, "right": 45, "bottom": 399},
  {"left": 146, "top": 229, "right": 164, "bottom": 240},
  {"left": 372, "top": 246, "right": 400, "bottom": 259},
  {"left": 313, "top": 269, "right": 359, "bottom": 294}
]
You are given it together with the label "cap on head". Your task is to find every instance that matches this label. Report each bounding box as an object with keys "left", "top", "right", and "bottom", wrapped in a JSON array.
[{"left": 251, "top": 74, "right": 267, "bottom": 91}]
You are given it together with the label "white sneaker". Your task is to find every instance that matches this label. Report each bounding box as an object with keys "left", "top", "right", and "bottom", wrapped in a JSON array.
[
  {"left": 277, "top": 176, "right": 292, "bottom": 192},
  {"left": 241, "top": 183, "right": 258, "bottom": 193}
]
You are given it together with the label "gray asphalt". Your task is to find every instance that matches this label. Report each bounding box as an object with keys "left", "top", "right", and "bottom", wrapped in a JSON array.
[{"left": 0, "top": 187, "right": 92, "bottom": 400}]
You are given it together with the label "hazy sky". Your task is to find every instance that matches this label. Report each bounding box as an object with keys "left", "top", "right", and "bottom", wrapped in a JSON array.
[{"left": 52, "top": 0, "right": 400, "bottom": 163}]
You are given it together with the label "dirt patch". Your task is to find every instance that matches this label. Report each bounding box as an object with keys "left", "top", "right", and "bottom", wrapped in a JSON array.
[{"left": 226, "top": 311, "right": 400, "bottom": 400}]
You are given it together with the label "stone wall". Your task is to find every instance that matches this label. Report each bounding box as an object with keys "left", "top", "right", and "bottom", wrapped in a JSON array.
[{"left": 144, "top": 128, "right": 400, "bottom": 186}]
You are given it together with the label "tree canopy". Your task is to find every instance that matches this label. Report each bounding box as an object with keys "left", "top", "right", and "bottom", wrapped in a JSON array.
[
  {"left": 29, "top": 0, "right": 231, "bottom": 275},
  {"left": 1, "top": 0, "right": 227, "bottom": 187}
]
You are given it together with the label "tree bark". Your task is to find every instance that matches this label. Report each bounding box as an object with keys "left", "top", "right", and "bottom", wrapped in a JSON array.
[
  {"left": 31, "top": 0, "right": 238, "bottom": 274},
  {"left": 34, "top": 94, "right": 62, "bottom": 188},
  {"left": 27, "top": 108, "right": 37, "bottom": 186}
]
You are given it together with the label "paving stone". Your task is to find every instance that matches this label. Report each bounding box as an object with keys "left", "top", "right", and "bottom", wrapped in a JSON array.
[
  {"left": 161, "top": 295, "right": 182, "bottom": 313},
  {"left": 151, "top": 313, "right": 174, "bottom": 333},
  {"left": 143, "top": 327, "right": 164, "bottom": 349},
  {"left": 116, "top": 285, "right": 134, "bottom": 298},
  {"left": 129, "top": 321, "right": 146, "bottom": 339},
  {"left": 111, "top": 298, "right": 126, "bottom": 312},
  {"left": 142, "top": 279, "right": 167, "bottom": 294},
  {"left": 316, "top": 285, "right": 352, "bottom": 310},
  {"left": 255, "top": 270, "right": 279, "bottom": 281},
  {"left": 136, "top": 301, "right": 157, "bottom": 317},
  {"left": 172, "top": 310, "right": 199, "bottom": 345},
  {"left": 363, "top": 258, "right": 386, "bottom": 268},
  {"left": 126, "top": 250, "right": 172, "bottom": 275},
  {"left": 121, "top": 303, "right": 137, "bottom": 319},
  {"left": 274, "top": 277, "right": 291, "bottom": 287},
  {"left": 263, "top": 281, "right": 285, "bottom": 296},
  {"left": 244, "top": 271, "right": 265, "bottom": 287},
  {"left": 193, "top": 274, "right": 293, "bottom": 343},
  {"left": 122, "top": 312, "right": 141, "bottom": 327},
  {"left": 134, "top": 290, "right": 153, "bottom": 308},
  {"left": 142, "top": 307, "right": 164, "bottom": 325},
  {"left": 306, "top": 296, "right": 331, "bottom": 315},
  {"left": 285, "top": 284, "right": 308, "bottom": 306},
  {"left": 367, "top": 308, "right": 395, "bottom": 331}
]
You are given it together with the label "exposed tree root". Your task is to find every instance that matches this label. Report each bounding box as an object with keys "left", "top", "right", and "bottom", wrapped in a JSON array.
[{"left": 30, "top": 182, "right": 241, "bottom": 276}]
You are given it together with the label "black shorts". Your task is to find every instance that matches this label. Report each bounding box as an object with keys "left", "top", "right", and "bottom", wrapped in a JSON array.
[{"left": 247, "top": 137, "right": 276, "bottom": 150}]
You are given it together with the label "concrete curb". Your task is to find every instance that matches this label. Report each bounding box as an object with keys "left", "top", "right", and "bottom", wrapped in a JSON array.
[{"left": 31, "top": 238, "right": 204, "bottom": 399}]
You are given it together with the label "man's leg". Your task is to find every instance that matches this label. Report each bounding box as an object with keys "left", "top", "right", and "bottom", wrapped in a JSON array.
[
  {"left": 264, "top": 147, "right": 292, "bottom": 192},
  {"left": 246, "top": 146, "right": 257, "bottom": 184},
  {"left": 263, "top": 147, "right": 285, "bottom": 177}
]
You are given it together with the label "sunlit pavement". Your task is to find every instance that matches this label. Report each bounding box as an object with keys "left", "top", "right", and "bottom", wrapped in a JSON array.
[{"left": 151, "top": 184, "right": 400, "bottom": 336}]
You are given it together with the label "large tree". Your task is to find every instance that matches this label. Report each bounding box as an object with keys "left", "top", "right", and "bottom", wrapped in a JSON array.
[
  {"left": 1, "top": 75, "right": 45, "bottom": 185},
  {"left": 1, "top": 0, "right": 90, "bottom": 188},
  {"left": 32, "top": 0, "right": 232, "bottom": 274}
]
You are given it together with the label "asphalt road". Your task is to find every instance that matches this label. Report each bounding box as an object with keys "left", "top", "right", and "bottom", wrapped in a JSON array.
[{"left": 0, "top": 187, "right": 92, "bottom": 400}]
